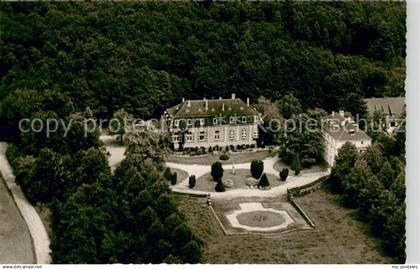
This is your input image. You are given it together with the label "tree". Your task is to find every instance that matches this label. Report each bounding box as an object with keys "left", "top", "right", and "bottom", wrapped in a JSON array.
[
  {"left": 250, "top": 160, "right": 264, "bottom": 179},
  {"left": 277, "top": 94, "right": 302, "bottom": 119},
  {"left": 178, "top": 120, "right": 187, "bottom": 151},
  {"left": 30, "top": 148, "right": 68, "bottom": 203},
  {"left": 211, "top": 161, "right": 224, "bottom": 182},
  {"left": 280, "top": 168, "right": 289, "bottom": 181},
  {"left": 110, "top": 109, "right": 133, "bottom": 145},
  {"left": 377, "top": 160, "right": 394, "bottom": 189},
  {"left": 362, "top": 144, "right": 385, "bottom": 174},
  {"left": 258, "top": 173, "right": 270, "bottom": 188},
  {"left": 329, "top": 142, "right": 358, "bottom": 193},
  {"left": 291, "top": 155, "right": 302, "bottom": 175},
  {"left": 279, "top": 113, "right": 324, "bottom": 167},
  {"left": 215, "top": 180, "right": 225, "bottom": 192},
  {"left": 188, "top": 175, "right": 196, "bottom": 188},
  {"left": 341, "top": 158, "right": 373, "bottom": 208}
]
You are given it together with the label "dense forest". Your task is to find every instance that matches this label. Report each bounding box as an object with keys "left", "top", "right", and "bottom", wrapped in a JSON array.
[{"left": 0, "top": 1, "right": 406, "bottom": 140}]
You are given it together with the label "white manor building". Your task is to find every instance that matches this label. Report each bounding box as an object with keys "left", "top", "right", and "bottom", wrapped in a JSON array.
[
  {"left": 162, "top": 94, "right": 262, "bottom": 150},
  {"left": 322, "top": 110, "right": 372, "bottom": 167}
]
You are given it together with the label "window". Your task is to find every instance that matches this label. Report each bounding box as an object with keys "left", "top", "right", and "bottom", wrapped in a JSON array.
[
  {"left": 254, "top": 116, "right": 259, "bottom": 123},
  {"left": 361, "top": 141, "right": 364, "bottom": 145},
  {"left": 186, "top": 133, "right": 193, "bottom": 142},
  {"left": 174, "top": 120, "right": 179, "bottom": 127},
  {"left": 215, "top": 130, "right": 220, "bottom": 141},
  {"left": 200, "top": 119, "right": 205, "bottom": 126},
  {"left": 199, "top": 131, "right": 205, "bottom": 141},
  {"left": 187, "top": 119, "right": 192, "bottom": 126},
  {"left": 242, "top": 116, "right": 247, "bottom": 123},
  {"left": 253, "top": 129, "right": 259, "bottom": 138},
  {"left": 229, "top": 130, "right": 235, "bottom": 140},
  {"left": 230, "top": 116, "right": 235, "bottom": 124},
  {"left": 172, "top": 134, "right": 179, "bottom": 142},
  {"left": 241, "top": 129, "right": 247, "bottom": 139},
  {"left": 213, "top": 118, "right": 218, "bottom": 125}
]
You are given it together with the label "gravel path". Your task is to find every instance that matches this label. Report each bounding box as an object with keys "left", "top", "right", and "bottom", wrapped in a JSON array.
[{"left": 0, "top": 142, "right": 51, "bottom": 264}]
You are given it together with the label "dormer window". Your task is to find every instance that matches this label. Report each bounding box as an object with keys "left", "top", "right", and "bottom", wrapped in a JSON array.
[
  {"left": 230, "top": 116, "right": 235, "bottom": 124},
  {"left": 200, "top": 119, "right": 205, "bottom": 126},
  {"left": 213, "top": 118, "right": 218, "bottom": 125},
  {"left": 174, "top": 120, "right": 179, "bottom": 127},
  {"left": 187, "top": 119, "right": 192, "bottom": 126},
  {"left": 242, "top": 116, "right": 247, "bottom": 123}
]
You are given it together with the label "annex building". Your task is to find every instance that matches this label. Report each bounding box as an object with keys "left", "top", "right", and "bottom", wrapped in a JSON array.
[
  {"left": 162, "top": 94, "right": 262, "bottom": 150},
  {"left": 322, "top": 110, "right": 372, "bottom": 166},
  {"left": 363, "top": 97, "right": 405, "bottom": 134}
]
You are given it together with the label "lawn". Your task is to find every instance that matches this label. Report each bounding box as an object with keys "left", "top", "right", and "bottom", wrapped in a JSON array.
[
  {"left": 172, "top": 188, "right": 393, "bottom": 263},
  {"left": 167, "top": 150, "right": 274, "bottom": 165},
  {"left": 194, "top": 169, "right": 282, "bottom": 192}
]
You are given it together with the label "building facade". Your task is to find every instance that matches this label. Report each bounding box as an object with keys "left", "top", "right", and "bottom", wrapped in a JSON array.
[
  {"left": 322, "top": 110, "right": 372, "bottom": 167},
  {"left": 364, "top": 97, "right": 405, "bottom": 134},
  {"left": 162, "top": 94, "right": 262, "bottom": 150}
]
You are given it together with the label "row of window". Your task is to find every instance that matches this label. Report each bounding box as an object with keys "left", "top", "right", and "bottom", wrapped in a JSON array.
[
  {"left": 172, "top": 129, "right": 258, "bottom": 142},
  {"left": 173, "top": 116, "right": 259, "bottom": 127}
]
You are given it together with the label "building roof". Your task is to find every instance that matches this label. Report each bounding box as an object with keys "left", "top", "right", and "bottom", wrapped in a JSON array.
[
  {"left": 364, "top": 97, "right": 405, "bottom": 119},
  {"left": 165, "top": 97, "right": 260, "bottom": 119},
  {"left": 323, "top": 112, "right": 371, "bottom": 141}
]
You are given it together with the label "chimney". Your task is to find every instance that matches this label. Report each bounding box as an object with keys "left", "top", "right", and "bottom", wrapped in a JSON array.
[
  {"left": 182, "top": 97, "right": 185, "bottom": 103},
  {"left": 222, "top": 103, "right": 225, "bottom": 111},
  {"left": 339, "top": 110, "right": 345, "bottom": 117},
  {"left": 205, "top": 99, "right": 208, "bottom": 110},
  {"left": 231, "top": 93, "right": 236, "bottom": 100},
  {"left": 246, "top": 97, "right": 250, "bottom": 106},
  {"left": 219, "top": 97, "right": 222, "bottom": 100},
  {"left": 187, "top": 100, "right": 191, "bottom": 107},
  {"left": 332, "top": 111, "right": 335, "bottom": 117}
]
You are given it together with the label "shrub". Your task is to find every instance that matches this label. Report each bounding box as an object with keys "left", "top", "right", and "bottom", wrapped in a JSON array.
[
  {"left": 258, "top": 173, "right": 270, "bottom": 188},
  {"left": 171, "top": 172, "right": 177, "bottom": 185},
  {"left": 291, "top": 155, "right": 302, "bottom": 175},
  {"left": 250, "top": 160, "right": 264, "bottom": 179},
  {"left": 219, "top": 154, "right": 229, "bottom": 161},
  {"left": 164, "top": 168, "right": 172, "bottom": 181},
  {"left": 215, "top": 180, "right": 225, "bottom": 192},
  {"left": 188, "top": 175, "right": 196, "bottom": 188},
  {"left": 211, "top": 161, "right": 223, "bottom": 181},
  {"left": 280, "top": 168, "right": 289, "bottom": 181}
]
